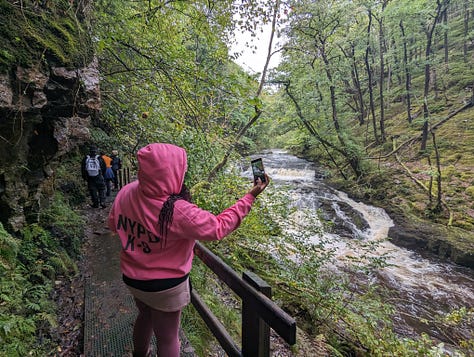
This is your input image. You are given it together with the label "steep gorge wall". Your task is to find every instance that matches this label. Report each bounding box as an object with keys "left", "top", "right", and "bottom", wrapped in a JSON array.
[
  {"left": 0, "top": 60, "right": 100, "bottom": 231},
  {"left": 0, "top": 0, "right": 99, "bottom": 231}
]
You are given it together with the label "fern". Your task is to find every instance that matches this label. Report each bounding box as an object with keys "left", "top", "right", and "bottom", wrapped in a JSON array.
[{"left": 0, "top": 216, "right": 78, "bottom": 354}]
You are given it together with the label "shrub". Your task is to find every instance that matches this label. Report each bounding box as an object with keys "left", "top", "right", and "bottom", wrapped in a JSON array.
[
  {"left": 39, "top": 192, "right": 84, "bottom": 259},
  {"left": 0, "top": 224, "right": 56, "bottom": 356}
]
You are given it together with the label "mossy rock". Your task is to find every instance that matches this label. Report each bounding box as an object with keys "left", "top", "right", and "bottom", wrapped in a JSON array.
[
  {"left": 455, "top": 219, "right": 474, "bottom": 231},
  {"left": 410, "top": 201, "right": 426, "bottom": 213},
  {"left": 387, "top": 207, "right": 474, "bottom": 269},
  {"left": 465, "top": 186, "right": 474, "bottom": 198},
  {"left": 0, "top": 0, "right": 93, "bottom": 72}
]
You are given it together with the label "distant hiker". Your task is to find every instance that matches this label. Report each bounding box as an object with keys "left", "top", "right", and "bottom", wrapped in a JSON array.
[
  {"left": 82, "top": 146, "right": 107, "bottom": 208},
  {"left": 101, "top": 151, "right": 114, "bottom": 197},
  {"left": 107, "top": 143, "right": 270, "bottom": 357},
  {"left": 110, "top": 149, "right": 122, "bottom": 190}
]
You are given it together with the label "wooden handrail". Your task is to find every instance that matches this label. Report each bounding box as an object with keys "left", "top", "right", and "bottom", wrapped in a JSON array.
[
  {"left": 193, "top": 242, "right": 297, "bottom": 356},
  {"left": 191, "top": 291, "right": 241, "bottom": 357}
]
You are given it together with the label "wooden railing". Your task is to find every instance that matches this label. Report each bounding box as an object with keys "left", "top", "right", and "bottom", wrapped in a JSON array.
[
  {"left": 114, "top": 168, "right": 297, "bottom": 355},
  {"left": 117, "top": 167, "right": 131, "bottom": 189},
  {"left": 192, "top": 242, "right": 297, "bottom": 357}
]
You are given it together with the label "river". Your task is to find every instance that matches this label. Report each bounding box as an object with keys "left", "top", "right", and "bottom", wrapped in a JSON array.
[{"left": 241, "top": 149, "right": 474, "bottom": 348}]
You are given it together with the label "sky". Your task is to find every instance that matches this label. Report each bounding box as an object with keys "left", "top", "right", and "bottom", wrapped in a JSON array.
[{"left": 229, "top": 20, "right": 283, "bottom": 76}]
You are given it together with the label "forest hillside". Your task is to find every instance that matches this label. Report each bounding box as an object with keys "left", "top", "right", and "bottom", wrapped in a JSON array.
[{"left": 258, "top": 0, "right": 474, "bottom": 268}]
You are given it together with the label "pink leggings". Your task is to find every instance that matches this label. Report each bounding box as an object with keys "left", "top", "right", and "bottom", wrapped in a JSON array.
[{"left": 132, "top": 298, "right": 182, "bottom": 357}]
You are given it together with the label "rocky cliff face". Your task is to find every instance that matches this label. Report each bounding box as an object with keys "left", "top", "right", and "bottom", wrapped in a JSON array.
[{"left": 0, "top": 59, "right": 100, "bottom": 231}]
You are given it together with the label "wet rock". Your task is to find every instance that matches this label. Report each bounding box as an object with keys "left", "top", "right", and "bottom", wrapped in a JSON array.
[
  {"left": 0, "top": 74, "right": 13, "bottom": 107},
  {"left": 319, "top": 199, "right": 370, "bottom": 239},
  {"left": 54, "top": 116, "right": 92, "bottom": 156},
  {"left": 79, "top": 58, "right": 101, "bottom": 113},
  {"left": 16, "top": 66, "right": 49, "bottom": 89},
  {"left": 0, "top": 59, "right": 100, "bottom": 232},
  {"left": 388, "top": 211, "right": 474, "bottom": 269}
]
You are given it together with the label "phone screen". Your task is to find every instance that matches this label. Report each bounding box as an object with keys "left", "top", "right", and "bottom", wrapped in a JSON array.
[{"left": 251, "top": 158, "right": 266, "bottom": 183}]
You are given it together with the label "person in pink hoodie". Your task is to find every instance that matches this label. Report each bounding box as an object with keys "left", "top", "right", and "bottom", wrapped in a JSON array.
[{"left": 108, "top": 143, "right": 269, "bottom": 357}]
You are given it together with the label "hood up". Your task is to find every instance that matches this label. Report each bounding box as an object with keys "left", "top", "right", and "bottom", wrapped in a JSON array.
[{"left": 137, "top": 143, "right": 187, "bottom": 198}]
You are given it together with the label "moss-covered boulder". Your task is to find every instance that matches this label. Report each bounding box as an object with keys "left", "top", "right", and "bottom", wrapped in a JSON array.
[
  {"left": 387, "top": 209, "right": 474, "bottom": 269},
  {"left": 0, "top": 0, "right": 93, "bottom": 72}
]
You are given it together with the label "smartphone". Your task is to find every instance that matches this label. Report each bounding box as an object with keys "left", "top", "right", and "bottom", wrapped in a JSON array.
[{"left": 251, "top": 158, "right": 266, "bottom": 183}]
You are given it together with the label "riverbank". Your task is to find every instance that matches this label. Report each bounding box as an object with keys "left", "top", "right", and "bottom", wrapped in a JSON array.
[
  {"left": 260, "top": 146, "right": 474, "bottom": 270},
  {"left": 329, "top": 178, "right": 474, "bottom": 270},
  {"left": 248, "top": 149, "right": 473, "bottom": 354},
  {"left": 385, "top": 206, "right": 474, "bottom": 269}
]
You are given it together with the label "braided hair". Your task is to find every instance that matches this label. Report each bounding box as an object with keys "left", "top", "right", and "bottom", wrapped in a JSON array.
[{"left": 158, "top": 184, "right": 191, "bottom": 246}]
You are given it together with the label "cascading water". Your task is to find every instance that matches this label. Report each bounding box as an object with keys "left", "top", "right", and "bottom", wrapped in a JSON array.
[{"left": 241, "top": 149, "right": 474, "bottom": 347}]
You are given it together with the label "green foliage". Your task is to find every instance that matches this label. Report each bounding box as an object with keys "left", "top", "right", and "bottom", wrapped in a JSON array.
[
  {"left": 185, "top": 172, "right": 280, "bottom": 352},
  {"left": 0, "top": 187, "right": 81, "bottom": 355},
  {"left": 181, "top": 298, "right": 218, "bottom": 356},
  {"left": 88, "top": 0, "right": 474, "bottom": 354},
  {"left": 189, "top": 175, "right": 417, "bottom": 355},
  {"left": 55, "top": 158, "right": 88, "bottom": 206},
  {"left": 0, "top": 223, "right": 19, "bottom": 267},
  {"left": 39, "top": 192, "right": 84, "bottom": 260},
  {"left": 93, "top": 0, "right": 259, "bottom": 164},
  {"left": 19, "top": 224, "right": 76, "bottom": 280},
  {"left": 188, "top": 259, "right": 242, "bottom": 351},
  {"left": 1, "top": 0, "right": 472, "bottom": 355},
  {"left": 0, "top": 223, "right": 63, "bottom": 356}
]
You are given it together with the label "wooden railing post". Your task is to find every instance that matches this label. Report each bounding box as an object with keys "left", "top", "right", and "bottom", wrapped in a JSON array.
[
  {"left": 242, "top": 271, "right": 271, "bottom": 357},
  {"left": 118, "top": 169, "right": 123, "bottom": 189},
  {"left": 125, "top": 167, "right": 130, "bottom": 186},
  {"left": 117, "top": 168, "right": 131, "bottom": 189}
]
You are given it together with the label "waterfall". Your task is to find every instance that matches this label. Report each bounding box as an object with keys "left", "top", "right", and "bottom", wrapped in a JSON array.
[{"left": 241, "top": 149, "right": 474, "bottom": 345}]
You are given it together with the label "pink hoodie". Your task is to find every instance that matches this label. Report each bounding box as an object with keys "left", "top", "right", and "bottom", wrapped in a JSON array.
[{"left": 107, "top": 143, "right": 255, "bottom": 280}]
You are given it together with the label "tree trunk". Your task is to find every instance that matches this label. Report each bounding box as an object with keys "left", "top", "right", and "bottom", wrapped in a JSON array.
[
  {"left": 354, "top": 59, "right": 366, "bottom": 126},
  {"left": 321, "top": 40, "right": 362, "bottom": 178},
  {"left": 432, "top": 130, "right": 443, "bottom": 212},
  {"left": 283, "top": 81, "right": 348, "bottom": 180},
  {"left": 377, "top": 1, "right": 388, "bottom": 143},
  {"left": 443, "top": 8, "right": 449, "bottom": 64},
  {"left": 399, "top": 20, "right": 412, "bottom": 123},
  {"left": 421, "top": 0, "right": 450, "bottom": 151},
  {"left": 463, "top": 0, "right": 469, "bottom": 63},
  {"left": 365, "top": 9, "right": 379, "bottom": 144},
  {"left": 427, "top": 155, "right": 434, "bottom": 208},
  {"left": 339, "top": 43, "right": 365, "bottom": 125}
]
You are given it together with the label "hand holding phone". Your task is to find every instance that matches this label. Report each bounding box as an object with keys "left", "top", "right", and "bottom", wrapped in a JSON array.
[
  {"left": 251, "top": 158, "right": 266, "bottom": 183},
  {"left": 249, "top": 158, "right": 269, "bottom": 198}
]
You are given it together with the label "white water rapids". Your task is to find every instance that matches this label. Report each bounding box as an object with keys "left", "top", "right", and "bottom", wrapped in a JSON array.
[{"left": 241, "top": 149, "right": 474, "bottom": 345}]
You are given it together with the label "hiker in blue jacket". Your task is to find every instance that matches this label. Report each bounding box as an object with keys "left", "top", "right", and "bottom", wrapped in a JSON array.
[{"left": 81, "top": 146, "right": 107, "bottom": 208}]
